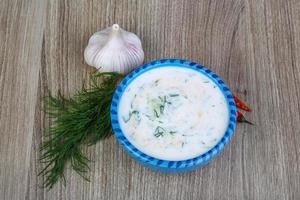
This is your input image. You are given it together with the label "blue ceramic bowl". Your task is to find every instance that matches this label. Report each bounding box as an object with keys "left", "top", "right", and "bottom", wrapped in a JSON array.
[{"left": 111, "top": 59, "right": 237, "bottom": 173}]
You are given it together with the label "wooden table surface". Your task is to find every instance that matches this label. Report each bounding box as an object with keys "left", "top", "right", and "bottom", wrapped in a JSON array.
[{"left": 1, "top": 0, "right": 300, "bottom": 199}]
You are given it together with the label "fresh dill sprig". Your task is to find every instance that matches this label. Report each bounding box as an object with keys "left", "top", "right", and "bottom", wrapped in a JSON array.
[{"left": 39, "top": 72, "right": 124, "bottom": 189}]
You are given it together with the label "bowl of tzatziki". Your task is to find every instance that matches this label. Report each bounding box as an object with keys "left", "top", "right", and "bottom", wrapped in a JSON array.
[{"left": 111, "top": 59, "right": 237, "bottom": 172}]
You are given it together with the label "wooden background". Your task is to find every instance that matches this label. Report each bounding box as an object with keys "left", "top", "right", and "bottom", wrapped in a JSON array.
[{"left": 0, "top": 0, "right": 299, "bottom": 199}]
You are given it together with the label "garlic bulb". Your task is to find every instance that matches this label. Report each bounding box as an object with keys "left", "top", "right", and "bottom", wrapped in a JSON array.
[{"left": 84, "top": 24, "right": 144, "bottom": 74}]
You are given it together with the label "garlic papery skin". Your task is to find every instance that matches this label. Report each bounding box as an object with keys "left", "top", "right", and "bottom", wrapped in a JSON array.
[{"left": 84, "top": 24, "right": 144, "bottom": 74}]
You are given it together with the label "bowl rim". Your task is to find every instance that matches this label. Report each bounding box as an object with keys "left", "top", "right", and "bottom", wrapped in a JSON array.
[{"left": 110, "top": 59, "right": 237, "bottom": 169}]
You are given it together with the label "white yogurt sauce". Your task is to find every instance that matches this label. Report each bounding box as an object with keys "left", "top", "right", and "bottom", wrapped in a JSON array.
[{"left": 118, "top": 66, "right": 229, "bottom": 161}]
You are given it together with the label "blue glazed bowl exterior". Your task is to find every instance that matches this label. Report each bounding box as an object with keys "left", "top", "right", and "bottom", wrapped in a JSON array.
[{"left": 111, "top": 59, "right": 237, "bottom": 173}]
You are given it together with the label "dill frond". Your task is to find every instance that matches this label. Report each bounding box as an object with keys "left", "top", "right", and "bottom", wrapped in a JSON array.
[{"left": 39, "top": 72, "right": 124, "bottom": 189}]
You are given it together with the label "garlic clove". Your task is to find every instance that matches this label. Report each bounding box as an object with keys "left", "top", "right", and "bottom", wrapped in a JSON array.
[{"left": 84, "top": 24, "right": 144, "bottom": 74}]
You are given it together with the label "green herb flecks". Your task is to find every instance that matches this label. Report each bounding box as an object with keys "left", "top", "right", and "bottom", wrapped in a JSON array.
[
  {"left": 169, "top": 130, "right": 177, "bottom": 135},
  {"left": 181, "top": 142, "right": 185, "bottom": 147},
  {"left": 153, "top": 109, "right": 160, "bottom": 118},
  {"left": 152, "top": 95, "right": 172, "bottom": 118},
  {"left": 159, "top": 105, "right": 165, "bottom": 114},
  {"left": 122, "top": 114, "right": 131, "bottom": 123},
  {"left": 154, "top": 79, "right": 160, "bottom": 85},
  {"left": 154, "top": 126, "right": 166, "bottom": 138},
  {"left": 123, "top": 110, "right": 140, "bottom": 123},
  {"left": 158, "top": 95, "right": 171, "bottom": 104},
  {"left": 39, "top": 72, "right": 124, "bottom": 189}
]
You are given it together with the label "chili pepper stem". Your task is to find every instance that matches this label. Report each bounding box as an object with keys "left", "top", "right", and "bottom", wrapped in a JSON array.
[
  {"left": 237, "top": 110, "right": 254, "bottom": 125},
  {"left": 239, "top": 116, "right": 254, "bottom": 125}
]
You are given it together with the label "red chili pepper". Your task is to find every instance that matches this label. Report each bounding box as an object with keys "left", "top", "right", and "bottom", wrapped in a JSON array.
[
  {"left": 237, "top": 111, "right": 254, "bottom": 125},
  {"left": 233, "top": 95, "right": 252, "bottom": 112}
]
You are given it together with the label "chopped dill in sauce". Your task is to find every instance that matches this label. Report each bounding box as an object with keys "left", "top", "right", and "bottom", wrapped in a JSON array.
[{"left": 154, "top": 126, "right": 165, "bottom": 138}]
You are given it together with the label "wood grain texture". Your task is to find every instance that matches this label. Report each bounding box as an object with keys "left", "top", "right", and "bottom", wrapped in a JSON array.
[{"left": 0, "top": 0, "right": 299, "bottom": 199}]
